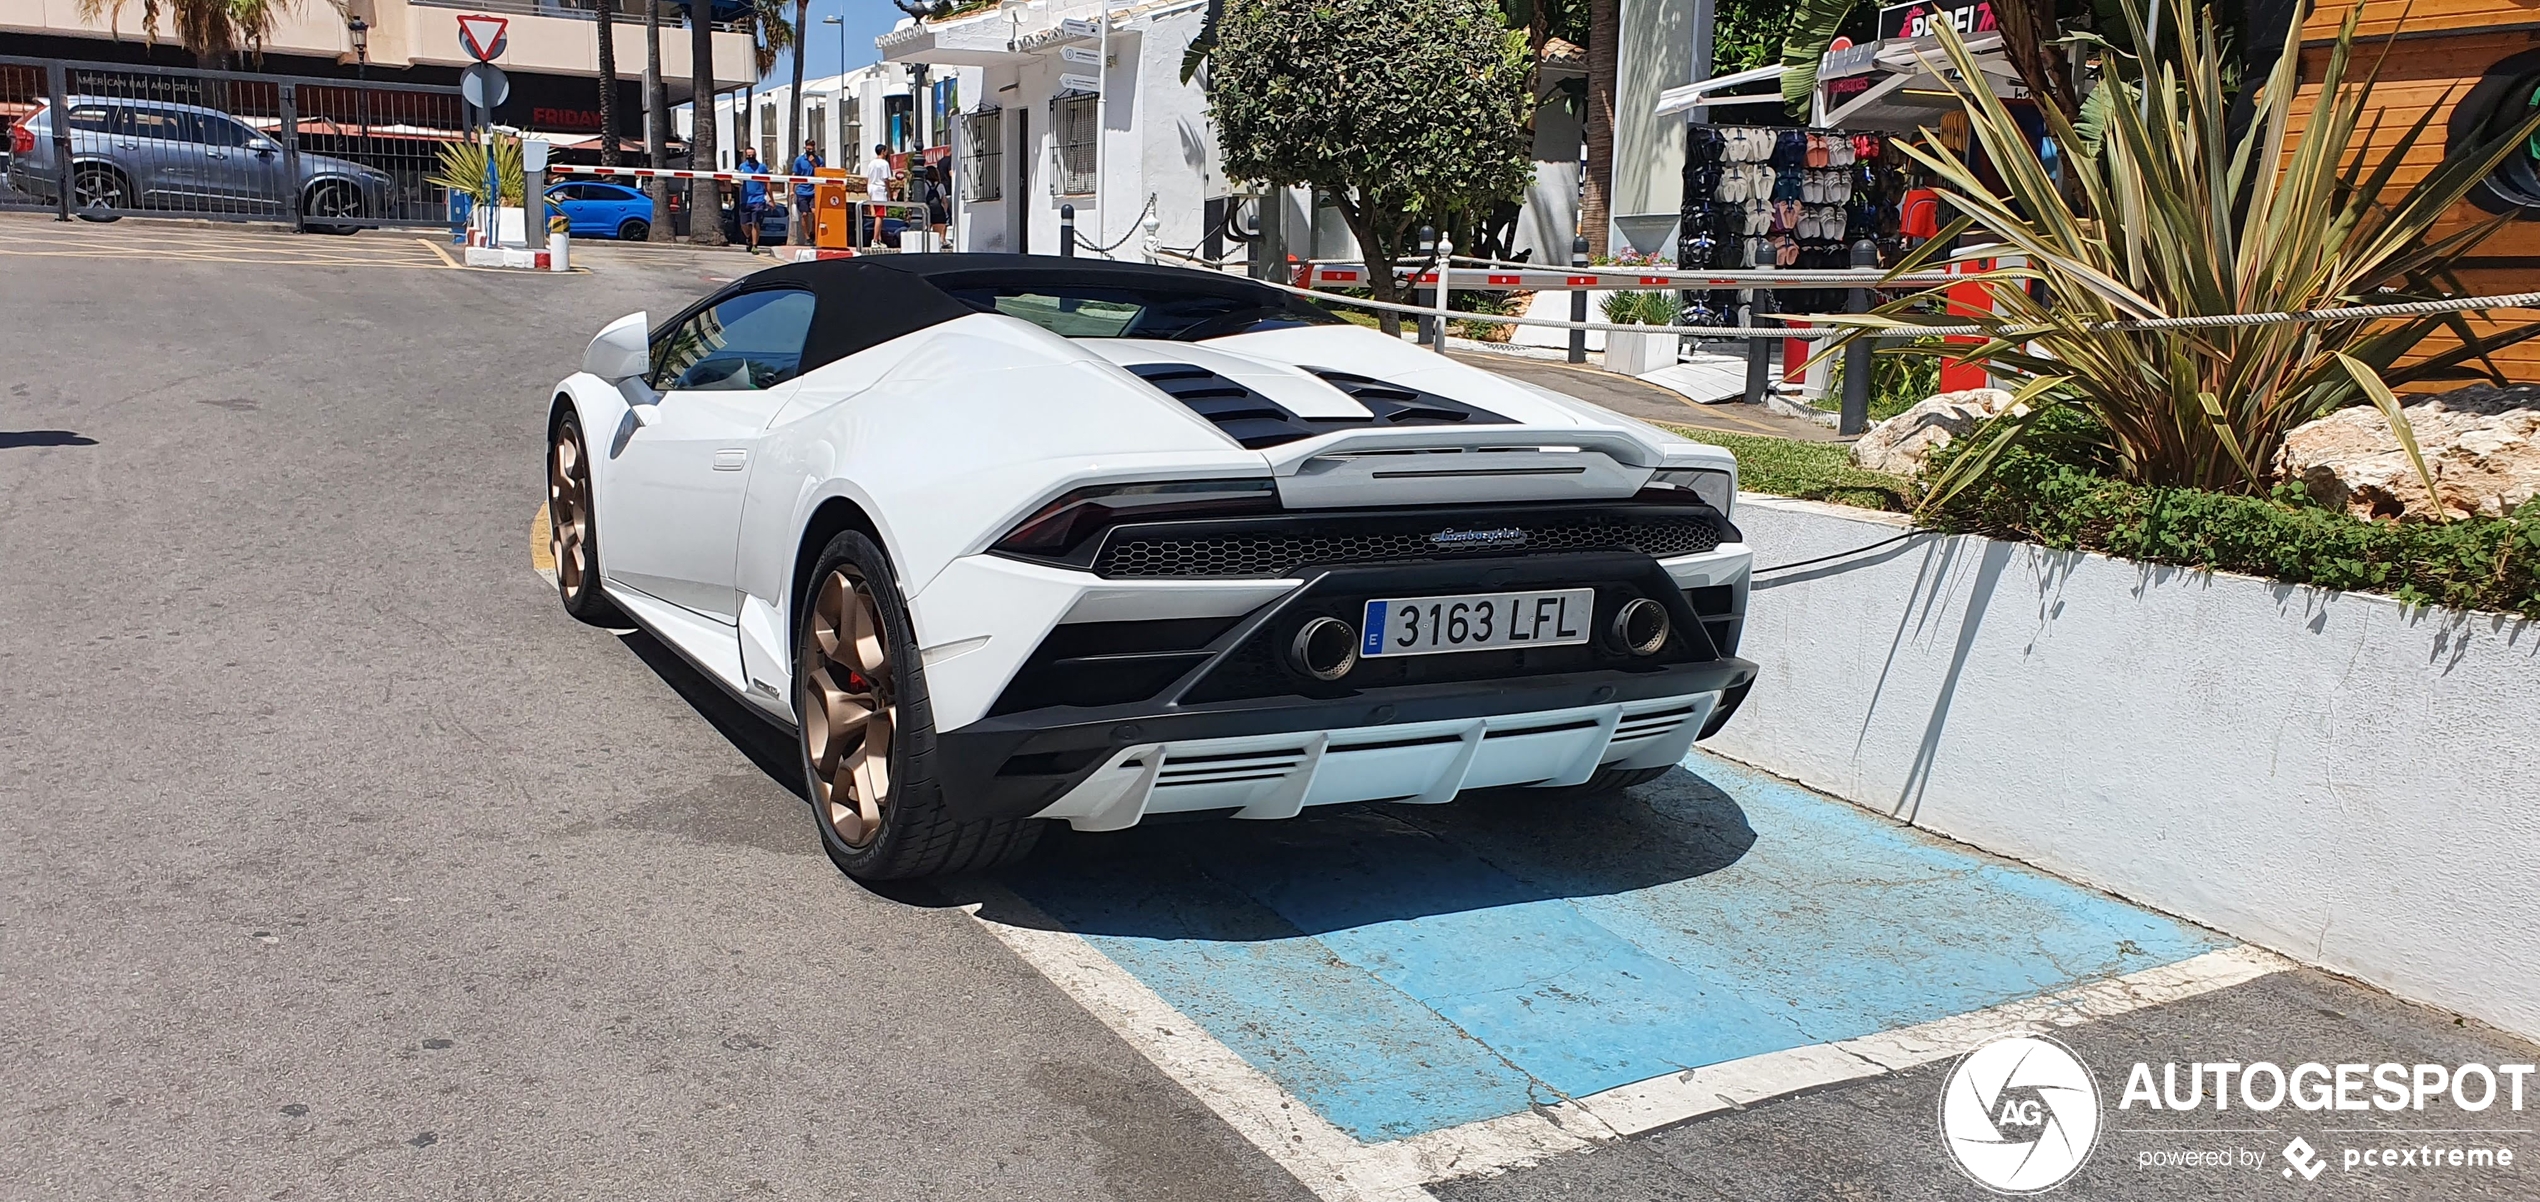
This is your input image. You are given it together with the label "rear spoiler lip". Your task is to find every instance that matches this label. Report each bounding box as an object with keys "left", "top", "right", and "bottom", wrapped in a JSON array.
[{"left": 1257, "top": 425, "right": 1671, "bottom": 475}]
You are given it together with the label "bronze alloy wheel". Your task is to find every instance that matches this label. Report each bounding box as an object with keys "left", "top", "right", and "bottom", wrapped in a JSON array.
[
  {"left": 802, "top": 566, "right": 896, "bottom": 848},
  {"left": 549, "top": 424, "right": 594, "bottom": 603}
]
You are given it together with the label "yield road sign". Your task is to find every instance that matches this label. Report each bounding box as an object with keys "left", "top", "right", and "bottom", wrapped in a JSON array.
[{"left": 457, "top": 14, "right": 509, "bottom": 61}]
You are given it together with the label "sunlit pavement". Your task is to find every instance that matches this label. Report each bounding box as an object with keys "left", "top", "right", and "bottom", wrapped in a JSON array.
[{"left": 4, "top": 225, "right": 2532, "bottom": 1201}]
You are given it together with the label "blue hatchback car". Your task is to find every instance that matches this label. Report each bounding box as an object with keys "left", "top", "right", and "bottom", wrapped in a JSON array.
[{"left": 546, "top": 181, "right": 655, "bottom": 240}]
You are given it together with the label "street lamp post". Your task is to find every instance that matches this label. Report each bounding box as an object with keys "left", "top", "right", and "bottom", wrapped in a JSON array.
[
  {"left": 822, "top": 14, "right": 843, "bottom": 164},
  {"left": 347, "top": 16, "right": 370, "bottom": 140}
]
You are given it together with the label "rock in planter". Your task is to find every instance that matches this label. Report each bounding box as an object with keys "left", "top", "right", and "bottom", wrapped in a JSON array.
[
  {"left": 1848, "top": 388, "right": 2014, "bottom": 476},
  {"left": 2279, "top": 384, "right": 2540, "bottom": 520}
]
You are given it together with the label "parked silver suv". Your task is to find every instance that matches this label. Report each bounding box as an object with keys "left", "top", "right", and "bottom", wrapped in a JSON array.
[{"left": 7, "top": 96, "right": 391, "bottom": 232}]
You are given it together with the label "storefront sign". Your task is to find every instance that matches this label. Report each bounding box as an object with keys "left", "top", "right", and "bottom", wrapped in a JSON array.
[{"left": 1876, "top": 0, "right": 1995, "bottom": 41}]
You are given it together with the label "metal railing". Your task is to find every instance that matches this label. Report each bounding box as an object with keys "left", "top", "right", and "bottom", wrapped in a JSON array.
[
  {"left": 2, "top": 56, "right": 464, "bottom": 230},
  {"left": 1254, "top": 249, "right": 1914, "bottom": 432}
]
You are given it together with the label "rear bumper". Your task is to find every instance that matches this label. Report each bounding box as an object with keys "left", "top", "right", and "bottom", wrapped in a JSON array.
[{"left": 936, "top": 659, "right": 1753, "bottom": 827}]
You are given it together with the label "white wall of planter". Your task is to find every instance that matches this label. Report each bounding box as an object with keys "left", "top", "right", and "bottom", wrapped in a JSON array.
[{"left": 1702, "top": 496, "right": 2540, "bottom": 1041}]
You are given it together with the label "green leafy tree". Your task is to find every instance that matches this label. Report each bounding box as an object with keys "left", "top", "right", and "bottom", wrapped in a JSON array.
[
  {"left": 75, "top": 0, "right": 295, "bottom": 70},
  {"left": 1211, "top": 0, "right": 1534, "bottom": 333}
]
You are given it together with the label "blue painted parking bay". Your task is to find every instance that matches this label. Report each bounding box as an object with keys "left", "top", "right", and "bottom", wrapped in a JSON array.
[{"left": 1004, "top": 752, "right": 2226, "bottom": 1143}]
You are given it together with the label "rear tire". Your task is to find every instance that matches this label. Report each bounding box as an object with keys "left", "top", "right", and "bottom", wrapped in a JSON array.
[
  {"left": 798, "top": 530, "right": 1042, "bottom": 880},
  {"left": 71, "top": 165, "right": 126, "bottom": 222},
  {"left": 618, "top": 217, "right": 650, "bottom": 241},
  {"left": 302, "top": 180, "right": 364, "bottom": 235}
]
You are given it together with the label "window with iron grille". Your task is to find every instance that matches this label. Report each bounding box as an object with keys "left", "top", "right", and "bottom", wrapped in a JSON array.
[
  {"left": 962, "top": 109, "right": 1003, "bottom": 202},
  {"left": 759, "top": 101, "right": 778, "bottom": 165},
  {"left": 807, "top": 105, "right": 826, "bottom": 159},
  {"left": 1052, "top": 94, "right": 1095, "bottom": 196}
]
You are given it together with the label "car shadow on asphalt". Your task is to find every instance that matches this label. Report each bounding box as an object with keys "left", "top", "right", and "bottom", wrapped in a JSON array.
[
  {"left": 980, "top": 769, "right": 1758, "bottom": 938},
  {"left": 613, "top": 621, "right": 1758, "bottom": 924},
  {"left": 616, "top": 628, "right": 804, "bottom": 798}
]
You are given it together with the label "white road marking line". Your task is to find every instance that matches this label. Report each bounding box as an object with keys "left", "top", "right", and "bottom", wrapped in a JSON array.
[
  {"left": 962, "top": 882, "right": 2290, "bottom": 1199},
  {"left": 961, "top": 884, "right": 1441, "bottom": 1202}
]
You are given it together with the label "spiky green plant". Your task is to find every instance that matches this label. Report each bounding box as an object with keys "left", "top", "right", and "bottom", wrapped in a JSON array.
[
  {"left": 1824, "top": 1, "right": 2540, "bottom": 515},
  {"left": 428, "top": 135, "right": 526, "bottom": 206}
]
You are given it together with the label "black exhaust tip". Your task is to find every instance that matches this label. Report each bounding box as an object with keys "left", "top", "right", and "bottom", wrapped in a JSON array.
[
  {"left": 1612, "top": 597, "right": 1670, "bottom": 656},
  {"left": 1289, "top": 616, "right": 1360, "bottom": 681}
]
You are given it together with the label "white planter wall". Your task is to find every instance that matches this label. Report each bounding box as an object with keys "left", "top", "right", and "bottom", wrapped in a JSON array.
[
  {"left": 1704, "top": 496, "right": 2540, "bottom": 1040},
  {"left": 1605, "top": 328, "right": 1678, "bottom": 376}
]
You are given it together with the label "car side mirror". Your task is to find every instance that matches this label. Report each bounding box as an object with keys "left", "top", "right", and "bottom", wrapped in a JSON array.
[
  {"left": 249, "top": 137, "right": 277, "bottom": 155},
  {"left": 584, "top": 311, "right": 650, "bottom": 384}
]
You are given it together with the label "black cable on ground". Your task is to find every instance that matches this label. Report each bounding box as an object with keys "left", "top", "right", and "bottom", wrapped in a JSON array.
[{"left": 1751, "top": 529, "right": 1930, "bottom": 576}]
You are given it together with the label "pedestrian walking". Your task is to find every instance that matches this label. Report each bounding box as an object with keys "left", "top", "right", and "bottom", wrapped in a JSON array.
[
  {"left": 919, "top": 163, "right": 951, "bottom": 244},
  {"left": 789, "top": 139, "right": 822, "bottom": 246},
  {"left": 736, "top": 147, "right": 771, "bottom": 254},
  {"left": 862, "top": 144, "right": 894, "bottom": 248}
]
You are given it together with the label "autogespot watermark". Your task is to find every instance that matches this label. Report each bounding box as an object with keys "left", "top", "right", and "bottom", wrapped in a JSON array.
[
  {"left": 1939, "top": 1035, "right": 2103, "bottom": 1193},
  {"left": 1938, "top": 1036, "right": 2534, "bottom": 1194}
]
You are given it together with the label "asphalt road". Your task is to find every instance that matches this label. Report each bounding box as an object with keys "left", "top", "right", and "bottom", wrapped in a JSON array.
[
  {"left": 0, "top": 223, "right": 1315, "bottom": 1200},
  {"left": 3, "top": 216, "right": 2532, "bottom": 1202}
]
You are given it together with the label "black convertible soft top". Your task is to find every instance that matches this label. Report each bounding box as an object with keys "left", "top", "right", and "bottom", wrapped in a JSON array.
[{"left": 713, "top": 254, "right": 1326, "bottom": 375}]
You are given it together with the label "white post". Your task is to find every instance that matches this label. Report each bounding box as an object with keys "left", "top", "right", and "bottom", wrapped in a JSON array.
[
  {"left": 1432, "top": 232, "right": 1454, "bottom": 352},
  {"left": 1093, "top": 0, "right": 1111, "bottom": 250},
  {"left": 1141, "top": 197, "right": 1159, "bottom": 263}
]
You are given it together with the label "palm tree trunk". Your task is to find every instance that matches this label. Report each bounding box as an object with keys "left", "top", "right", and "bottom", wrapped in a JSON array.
[
  {"left": 1581, "top": 0, "right": 1616, "bottom": 258},
  {"left": 597, "top": 0, "right": 622, "bottom": 166},
  {"left": 688, "top": 0, "right": 725, "bottom": 244},
  {"left": 785, "top": 0, "right": 808, "bottom": 156},
  {"left": 646, "top": 0, "right": 672, "bottom": 239}
]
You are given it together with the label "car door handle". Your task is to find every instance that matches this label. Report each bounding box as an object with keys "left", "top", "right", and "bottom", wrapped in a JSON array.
[{"left": 712, "top": 449, "right": 748, "bottom": 471}]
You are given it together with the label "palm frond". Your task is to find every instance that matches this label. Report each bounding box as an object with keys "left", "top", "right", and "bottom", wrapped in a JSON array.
[
  {"left": 1817, "top": 0, "right": 2540, "bottom": 506},
  {"left": 1778, "top": 0, "right": 1855, "bottom": 117}
]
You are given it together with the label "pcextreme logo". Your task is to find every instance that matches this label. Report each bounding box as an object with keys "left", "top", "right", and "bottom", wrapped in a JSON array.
[{"left": 1939, "top": 1035, "right": 2104, "bottom": 1194}]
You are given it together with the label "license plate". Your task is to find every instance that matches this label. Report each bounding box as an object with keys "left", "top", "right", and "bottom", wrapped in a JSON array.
[{"left": 1360, "top": 589, "right": 1594, "bottom": 658}]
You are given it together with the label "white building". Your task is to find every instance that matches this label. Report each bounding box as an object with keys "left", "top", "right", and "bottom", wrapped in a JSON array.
[
  {"left": 678, "top": 59, "right": 975, "bottom": 173},
  {"left": 878, "top": 0, "right": 1224, "bottom": 257}
]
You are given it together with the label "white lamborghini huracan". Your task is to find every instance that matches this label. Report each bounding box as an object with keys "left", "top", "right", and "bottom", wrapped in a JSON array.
[{"left": 546, "top": 255, "right": 1757, "bottom": 879}]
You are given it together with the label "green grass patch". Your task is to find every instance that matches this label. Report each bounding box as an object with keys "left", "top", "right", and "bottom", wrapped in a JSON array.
[{"left": 1658, "top": 424, "right": 1913, "bottom": 512}]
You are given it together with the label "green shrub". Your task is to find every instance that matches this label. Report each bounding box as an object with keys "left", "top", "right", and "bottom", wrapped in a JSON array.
[
  {"left": 1600, "top": 289, "right": 1680, "bottom": 326},
  {"left": 1922, "top": 441, "right": 2540, "bottom": 617}
]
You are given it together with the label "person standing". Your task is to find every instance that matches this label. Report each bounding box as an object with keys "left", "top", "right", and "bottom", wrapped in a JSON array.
[
  {"left": 736, "top": 147, "right": 771, "bottom": 254},
  {"left": 789, "top": 138, "right": 822, "bottom": 246},
  {"left": 862, "top": 143, "right": 894, "bottom": 248},
  {"left": 919, "top": 163, "right": 950, "bottom": 244}
]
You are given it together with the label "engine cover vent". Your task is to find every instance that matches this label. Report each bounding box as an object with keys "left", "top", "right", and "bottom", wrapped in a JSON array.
[{"left": 1124, "top": 362, "right": 1509, "bottom": 450}]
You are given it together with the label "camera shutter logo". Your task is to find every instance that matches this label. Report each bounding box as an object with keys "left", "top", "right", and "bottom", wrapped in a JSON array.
[{"left": 1938, "top": 1034, "right": 2103, "bottom": 1193}]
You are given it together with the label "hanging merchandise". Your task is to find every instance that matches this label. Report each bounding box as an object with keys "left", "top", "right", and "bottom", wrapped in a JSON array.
[{"left": 1682, "top": 124, "right": 1900, "bottom": 278}]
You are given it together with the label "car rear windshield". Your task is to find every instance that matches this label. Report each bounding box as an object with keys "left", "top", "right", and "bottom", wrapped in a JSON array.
[{"left": 943, "top": 284, "right": 1341, "bottom": 341}]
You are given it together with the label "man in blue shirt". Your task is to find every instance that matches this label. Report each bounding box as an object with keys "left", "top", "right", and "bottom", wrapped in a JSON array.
[
  {"left": 735, "top": 147, "right": 770, "bottom": 254},
  {"left": 789, "top": 139, "right": 822, "bottom": 246}
]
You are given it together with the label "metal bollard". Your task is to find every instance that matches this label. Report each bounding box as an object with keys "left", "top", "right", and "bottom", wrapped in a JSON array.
[
  {"left": 1568, "top": 235, "right": 1589, "bottom": 364},
  {"left": 1839, "top": 239, "right": 1879, "bottom": 436},
  {"left": 1431, "top": 232, "right": 1454, "bottom": 353},
  {"left": 1059, "top": 203, "right": 1076, "bottom": 258},
  {"left": 1413, "top": 225, "right": 1437, "bottom": 346},
  {"left": 46, "top": 61, "right": 72, "bottom": 222}
]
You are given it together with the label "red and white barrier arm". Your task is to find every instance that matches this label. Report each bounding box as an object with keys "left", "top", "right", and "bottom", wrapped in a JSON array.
[{"left": 1297, "top": 263, "right": 1951, "bottom": 290}]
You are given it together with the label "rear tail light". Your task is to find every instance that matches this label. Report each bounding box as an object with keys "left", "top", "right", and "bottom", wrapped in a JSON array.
[
  {"left": 1636, "top": 467, "right": 1735, "bottom": 517},
  {"left": 8, "top": 121, "right": 32, "bottom": 157},
  {"left": 992, "top": 478, "right": 1278, "bottom": 557}
]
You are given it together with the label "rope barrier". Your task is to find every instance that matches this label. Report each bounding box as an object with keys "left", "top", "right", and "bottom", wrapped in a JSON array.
[{"left": 1164, "top": 252, "right": 2540, "bottom": 341}]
